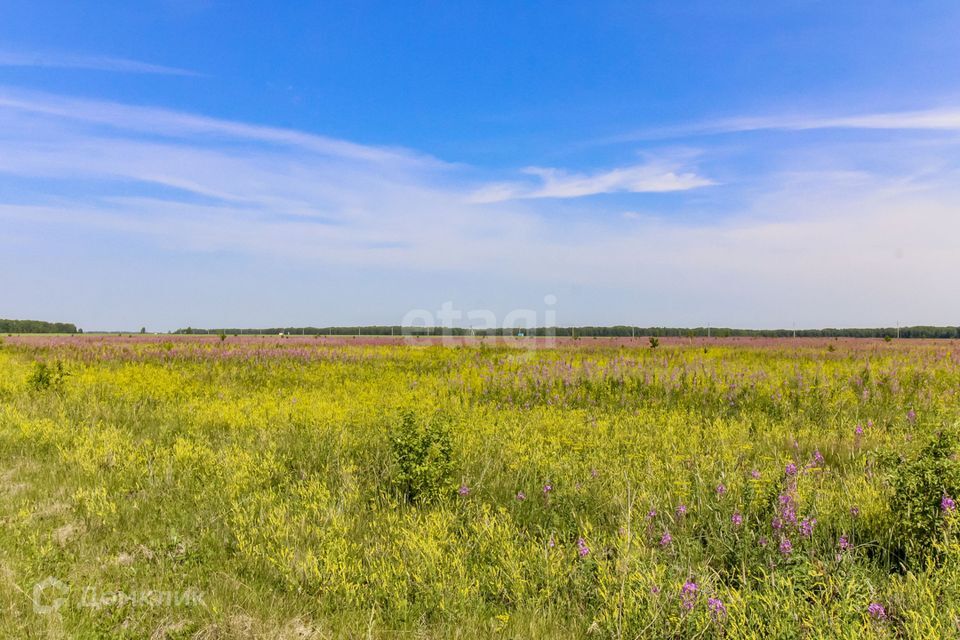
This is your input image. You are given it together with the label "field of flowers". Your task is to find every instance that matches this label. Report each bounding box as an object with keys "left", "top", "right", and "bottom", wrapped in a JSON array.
[{"left": 1, "top": 334, "right": 959, "bottom": 638}]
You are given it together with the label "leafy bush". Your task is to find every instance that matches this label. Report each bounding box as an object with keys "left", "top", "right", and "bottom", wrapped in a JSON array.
[
  {"left": 388, "top": 410, "right": 455, "bottom": 505},
  {"left": 26, "top": 360, "right": 70, "bottom": 392},
  {"left": 890, "top": 428, "right": 960, "bottom": 564}
]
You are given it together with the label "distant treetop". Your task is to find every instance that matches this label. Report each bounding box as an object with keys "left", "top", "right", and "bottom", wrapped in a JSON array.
[{"left": 0, "top": 319, "right": 79, "bottom": 334}]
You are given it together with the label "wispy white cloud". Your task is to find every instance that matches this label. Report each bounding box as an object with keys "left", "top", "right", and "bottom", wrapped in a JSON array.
[
  {"left": 738, "top": 109, "right": 960, "bottom": 132},
  {"left": 0, "top": 50, "right": 199, "bottom": 76},
  {"left": 469, "top": 163, "right": 714, "bottom": 203},
  {"left": 0, "top": 88, "right": 433, "bottom": 165},
  {"left": 0, "top": 87, "right": 530, "bottom": 270},
  {"left": 612, "top": 107, "right": 960, "bottom": 142}
]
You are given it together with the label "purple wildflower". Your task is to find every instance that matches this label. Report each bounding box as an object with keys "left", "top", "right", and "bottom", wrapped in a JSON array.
[
  {"left": 646, "top": 509, "right": 657, "bottom": 519},
  {"left": 576, "top": 537, "right": 590, "bottom": 557},
  {"left": 907, "top": 409, "right": 917, "bottom": 424},
  {"left": 751, "top": 469, "right": 761, "bottom": 479},
  {"left": 812, "top": 450, "right": 825, "bottom": 466},
  {"left": 650, "top": 585, "right": 661, "bottom": 595},
  {"left": 942, "top": 495, "right": 956, "bottom": 512},
  {"left": 676, "top": 504, "right": 687, "bottom": 517},
  {"left": 660, "top": 531, "right": 672, "bottom": 547},
  {"left": 777, "top": 494, "right": 798, "bottom": 526},
  {"left": 681, "top": 581, "right": 698, "bottom": 610},
  {"left": 785, "top": 462, "right": 798, "bottom": 476},
  {"left": 458, "top": 484, "right": 470, "bottom": 496},
  {"left": 779, "top": 537, "right": 793, "bottom": 555},
  {"left": 547, "top": 535, "right": 555, "bottom": 548},
  {"left": 839, "top": 535, "right": 851, "bottom": 551},
  {"left": 707, "top": 597, "right": 727, "bottom": 619},
  {"left": 867, "top": 602, "right": 887, "bottom": 620},
  {"left": 542, "top": 483, "right": 553, "bottom": 495},
  {"left": 716, "top": 484, "right": 726, "bottom": 497},
  {"left": 850, "top": 505, "right": 861, "bottom": 518},
  {"left": 758, "top": 536, "right": 768, "bottom": 547},
  {"left": 515, "top": 490, "right": 526, "bottom": 501},
  {"left": 731, "top": 512, "right": 743, "bottom": 527},
  {"left": 799, "top": 517, "right": 816, "bottom": 538},
  {"left": 855, "top": 424, "right": 864, "bottom": 436},
  {"left": 590, "top": 468, "right": 598, "bottom": 478}
]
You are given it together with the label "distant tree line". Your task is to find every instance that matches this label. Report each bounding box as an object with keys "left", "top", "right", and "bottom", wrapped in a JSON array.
[
  {"left": 174, "top": 325, "right": 960, "bottom": 339},
  {"left": 177, "top": 326, "right": 409, "bottom": 336},
  {"left": 0, "top": 319, "right": 80, "bottom": 334}
]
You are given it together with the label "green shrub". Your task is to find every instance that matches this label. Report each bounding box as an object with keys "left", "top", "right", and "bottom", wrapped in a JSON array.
[
  {"left": 890, "top": 428, "right": 960, "bottom": 564},
  {"left": 26, "top": 360, "right": 70, "bottom": 392},
  {"left": 388, "top": 410, "right": 455, "bottom": 505}
]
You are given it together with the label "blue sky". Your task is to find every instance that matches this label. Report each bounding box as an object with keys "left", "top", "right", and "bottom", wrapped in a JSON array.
[{"left": 2, "top": 1, "right": 960, "bottom": 331}]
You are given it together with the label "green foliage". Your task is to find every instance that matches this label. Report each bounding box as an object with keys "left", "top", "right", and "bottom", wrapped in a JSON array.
[
  {"left": 648, "top": 335, "right": 660, "bottom": 349},
  {"left": 0, "top": 318, "right": 78, "bottom": 333},
  {"left": 26, "top": 360, "right": 69, "bottom": 392},
  {"left": 388, "top": 410, "right": 455, "bottom": 505},
  {"left": 890, "top": 428, "right": 960, "bottom": 564}
]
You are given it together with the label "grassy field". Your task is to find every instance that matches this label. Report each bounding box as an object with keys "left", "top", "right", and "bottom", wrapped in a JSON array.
[{"left": 1, "top": 335, "right": 959, "bottom": 638}]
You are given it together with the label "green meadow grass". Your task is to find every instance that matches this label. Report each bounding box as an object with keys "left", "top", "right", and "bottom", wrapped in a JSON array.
[{"left": 1, "top": 336, "right": 959, "bottom": 638}]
